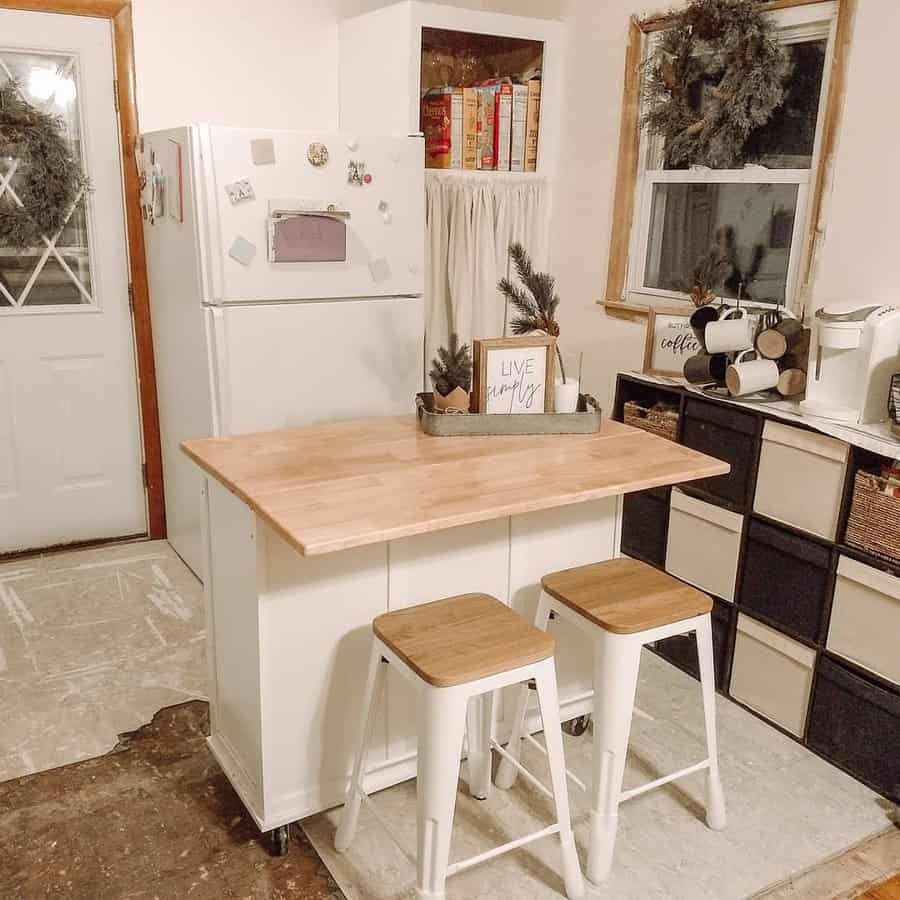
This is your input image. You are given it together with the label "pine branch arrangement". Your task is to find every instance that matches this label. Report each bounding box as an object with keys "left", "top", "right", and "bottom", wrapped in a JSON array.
[
  {"left": 497, "top": 242, "right": 568, "bottom": 383},
  {"left": 676, "top": 244, "right": 730, "bottom": 307},
  {"left": 429, "top": 333, "right": 472, "bottom": 397}
]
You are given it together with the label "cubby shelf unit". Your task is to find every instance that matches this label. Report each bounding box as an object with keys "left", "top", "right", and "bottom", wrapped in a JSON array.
[
  {"left": 338, "top": 1, "right": 564, "bottom": 177},
  {"left": 613, "top": 372, "right": 900, "bottom": 804}
]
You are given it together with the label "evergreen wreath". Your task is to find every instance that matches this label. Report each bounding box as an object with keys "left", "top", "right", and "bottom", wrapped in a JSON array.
[
  {"left": 640, "top": 0, "right": 790, "bottom": 169},
  {"left": 0, "top": 80, "right": 89, "bottom": 251}
]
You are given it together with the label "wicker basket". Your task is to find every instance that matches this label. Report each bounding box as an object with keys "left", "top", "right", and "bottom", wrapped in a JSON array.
[
  {"left": 623, "top": 400, "right": 679, "bottom": 442},
  {"left": 845, "top": 470, "right": 900, "bottom": 566}
]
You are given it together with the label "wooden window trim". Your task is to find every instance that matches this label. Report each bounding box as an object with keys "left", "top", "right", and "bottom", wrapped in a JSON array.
[
  {"left": 1, "top": 0, "right": 166, "bottom": 539},
  {"left": 601, "top": 0, "right": 858, "bottom": 323}
]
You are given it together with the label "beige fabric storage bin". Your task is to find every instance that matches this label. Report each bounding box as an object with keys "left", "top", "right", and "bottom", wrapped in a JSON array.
[
  {"left": 827, "top": 556, "right": 900, "bottom": 687},
  {"left": 753, "top": 421, "right": 848, "bottom": 540},
  {"left": 666, "top": 488, "right": 743, "bottom": 602},
  {"left": 730, "top": 614, "right": 816, "bottom": 736}
]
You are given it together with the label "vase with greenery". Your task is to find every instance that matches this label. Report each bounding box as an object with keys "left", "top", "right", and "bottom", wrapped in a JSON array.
[
  {"left": 498, "top": 243, "right": 580, "bottom": 411},
  {"left": 498, "top": 242, "right": 567, "bottom": 379},
  {"left": 429, "top": 333, "right": 473, "bottom": 413}
]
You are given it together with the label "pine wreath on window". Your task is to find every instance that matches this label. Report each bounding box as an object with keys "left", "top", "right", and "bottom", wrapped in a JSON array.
[
  {"left": 0, "top": 80, "right": 89, "bottom": 250},
  {"left": 641, "top": 0, "right": 791, "bottom": 169}
]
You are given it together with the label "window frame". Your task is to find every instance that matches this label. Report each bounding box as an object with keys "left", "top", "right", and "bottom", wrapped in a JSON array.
[{"left": 603, "top": 0, "right": 857, "bottom": 323}]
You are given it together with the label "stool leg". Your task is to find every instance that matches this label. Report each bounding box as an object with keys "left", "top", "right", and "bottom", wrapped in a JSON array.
[
  {"left": 335, "top": 642, "right": 386, "bottom": 852},
  {"left": 416, "top": 686, "right": 467, "bottom": 900},
  {"left": 586, "top": 631, "right": 641, "bottom": 886},
  {"left": 534, "top": 658, "right": 585, "bottom": 900},
  {"left": 465, "top": 693, "right": 494, "bottom": 801},
  {"left": 495, "top": 591, "right": 552, "bottom": 790},
  {"left": 696, "top": 615, "right": 727, "bottom": 831}
]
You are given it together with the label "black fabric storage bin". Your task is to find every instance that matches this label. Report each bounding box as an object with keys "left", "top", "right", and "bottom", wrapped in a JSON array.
[
  {"left": 680, "top": 398, "right": 758, "bottom": 512},
  {"left": 621, "top": 487, "right": 670, "bottom": 568},
  {"left": 652, "top": 598, "right": 732, "bottom": 692},
  {"left": 738, "top": 518, "right": 832, "bottom": 643},
  {"left": 807, "top": 657, "right": 900, "bottom": 802}
]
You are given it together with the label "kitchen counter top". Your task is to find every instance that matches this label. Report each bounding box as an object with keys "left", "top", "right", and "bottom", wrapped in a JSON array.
[{"left": 182, "top": 415, "right": 728, "bottom": 556}]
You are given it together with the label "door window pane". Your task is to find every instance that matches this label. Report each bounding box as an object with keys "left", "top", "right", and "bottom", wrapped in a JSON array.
[
  {"left": 644, "top": 182, "right": 799, "bottom": 305},
  {"left": 0, "top": 49, "right": 93, "bottom": 308}
]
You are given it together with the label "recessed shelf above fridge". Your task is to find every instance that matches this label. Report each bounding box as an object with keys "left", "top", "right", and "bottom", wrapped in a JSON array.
[{"left": 339, "top": 2, "right": 563, "bottom": 178}]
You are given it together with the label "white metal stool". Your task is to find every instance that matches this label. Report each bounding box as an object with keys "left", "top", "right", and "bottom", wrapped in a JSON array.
[
  {"left": 496, "top": 558, "right": 726, "bottom": 887},
  {"left": 335, "top": 593, "right": 585, "bottom": 900}
]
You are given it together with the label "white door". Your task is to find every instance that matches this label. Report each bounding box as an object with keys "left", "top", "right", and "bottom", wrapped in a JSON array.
[{"left": 0, "top": 9, "right": 145, "bottom": 553}]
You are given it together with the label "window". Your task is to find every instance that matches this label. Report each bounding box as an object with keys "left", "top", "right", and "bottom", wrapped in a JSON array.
[
  {"left": 617, "top": 2, "right": 841, "bottom": 314},
  {"left": 0, "top": 50, "right": 94, "bottom": 310}
]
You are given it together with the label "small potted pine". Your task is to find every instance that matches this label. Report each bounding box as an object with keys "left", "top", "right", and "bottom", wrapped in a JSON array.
[{"left": 429, "top": 333, "right": 473, "bottom": 413}]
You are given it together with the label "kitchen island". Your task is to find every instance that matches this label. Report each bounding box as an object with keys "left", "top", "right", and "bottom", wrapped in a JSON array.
[{"left": 182, "top": 415, "right": 728, "bottom": 839}]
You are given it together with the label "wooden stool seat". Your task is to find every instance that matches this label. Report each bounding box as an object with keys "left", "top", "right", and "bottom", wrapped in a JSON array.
[
  {"left": 541, "top": 558, "right": 712, "bottom": 635},
  {"left": 373, "top": 593, "right": 555, "bottom": 687}
]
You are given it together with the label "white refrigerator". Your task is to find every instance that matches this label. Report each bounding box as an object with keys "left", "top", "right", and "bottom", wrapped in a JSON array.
[{"left": 141, "top": 125, "right": 425, "bottom": 575}]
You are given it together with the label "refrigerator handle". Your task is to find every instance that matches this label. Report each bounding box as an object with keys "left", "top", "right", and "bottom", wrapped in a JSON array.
[{"left": 204, "top": 306, "right": 230, "bottom": 437}]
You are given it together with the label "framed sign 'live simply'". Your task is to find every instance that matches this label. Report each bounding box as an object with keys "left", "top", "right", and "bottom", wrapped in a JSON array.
[
  {"left": 643, "top": 307, "right": 700, "bottom": 377},
  {"left": 473, "top": 336, "right": 556, "bottom": 414}
]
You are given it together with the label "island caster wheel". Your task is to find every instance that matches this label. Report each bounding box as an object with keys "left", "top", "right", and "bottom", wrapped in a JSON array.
[
  {"left": 270, "top": 824, "right": 290, "bottom": 857},
  {"left": 562, "top": 714, "right": 591, "bottom": 737}
]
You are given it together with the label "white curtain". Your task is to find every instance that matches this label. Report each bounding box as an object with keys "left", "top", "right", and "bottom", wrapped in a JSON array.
[{"left": 425, "top": 173, "right": 551, "bottom": 374}]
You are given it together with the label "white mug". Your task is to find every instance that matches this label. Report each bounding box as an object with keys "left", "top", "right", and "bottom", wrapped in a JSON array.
[
  {"left": 705, "top": 307, "right": 754, "bottom": 354},
  {"left": 725, "top": 348, "right": 780, "bottom": 397}
]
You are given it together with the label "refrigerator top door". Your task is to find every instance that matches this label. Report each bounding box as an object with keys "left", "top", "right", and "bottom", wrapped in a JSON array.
[{"left": 200, "top": 125, "right": 424, "bottom": 303}]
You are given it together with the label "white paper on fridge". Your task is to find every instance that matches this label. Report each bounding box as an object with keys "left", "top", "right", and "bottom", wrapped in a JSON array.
[
  {"left": 228, "top": 235, "right": 257, "bottom": 266},
  {"left": 250, "top": 138, "right": 276, "bottom": 165}
]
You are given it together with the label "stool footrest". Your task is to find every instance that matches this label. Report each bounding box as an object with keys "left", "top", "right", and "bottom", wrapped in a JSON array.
[
  {"left": 356, "top": 761, "right": 569, "bottom": 883},
  {"left": 619, "top": 759, "right": 710, "bottom": 803},
  {"left": 446, "top": 823, "right": 561, "bottom": 877},
  {"left": 522, "top": 733, "right": 588, "bottom": 794}
]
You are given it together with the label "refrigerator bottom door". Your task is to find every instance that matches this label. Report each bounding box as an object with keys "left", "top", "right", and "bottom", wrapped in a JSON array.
[{"left": 206, "top": 296, "right": 424, "bottom": 436}]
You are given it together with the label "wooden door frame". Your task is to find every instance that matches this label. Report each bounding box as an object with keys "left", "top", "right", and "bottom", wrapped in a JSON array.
[{"left": 1, "top": 0, "right": 166, "bottom": 539}]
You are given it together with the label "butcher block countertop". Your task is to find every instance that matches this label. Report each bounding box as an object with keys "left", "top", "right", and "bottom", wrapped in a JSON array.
[{"left": 182, "top": 416, "right": 729, "bottom": 556}]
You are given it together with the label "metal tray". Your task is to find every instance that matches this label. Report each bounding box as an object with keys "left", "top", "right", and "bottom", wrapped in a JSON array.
[{"left": 416, "top": 392, "right": 602, "bottom": 436}]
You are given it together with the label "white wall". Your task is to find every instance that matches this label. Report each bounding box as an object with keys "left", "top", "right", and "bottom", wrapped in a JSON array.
[
  {"left": 132, "top": 0, "right": 340, "bottom": 132},
  {"left": 550, "top": 0, "right": 643, "bottom": 413},
  {"left": 551, "top": 0, "right": 900, "bottom": 413},
  {"left": 132, "top": 0, "right": 564, "bottom": 132}
]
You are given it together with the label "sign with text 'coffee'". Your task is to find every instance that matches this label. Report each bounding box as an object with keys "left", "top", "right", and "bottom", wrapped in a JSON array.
[
  {"left": 643, "top": 307, "right": 701, "bottom": 377},
  {"left": 473, "top": 336, "right": 556, "bottom": 414}
]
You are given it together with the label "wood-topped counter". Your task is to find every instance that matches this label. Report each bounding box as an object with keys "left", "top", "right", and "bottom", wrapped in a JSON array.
[{"left": 182, "top": 416, "right": 729, "bottom": 556}]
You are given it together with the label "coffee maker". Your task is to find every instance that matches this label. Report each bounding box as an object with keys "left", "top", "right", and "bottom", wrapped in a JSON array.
[{"left": 800, "top": 304, "right": 900, "bottom": 424}]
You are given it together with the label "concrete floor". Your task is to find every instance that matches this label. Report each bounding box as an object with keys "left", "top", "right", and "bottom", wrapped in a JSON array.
[{"left": 0, "top": 541, "right": 207, "bottom": 781}]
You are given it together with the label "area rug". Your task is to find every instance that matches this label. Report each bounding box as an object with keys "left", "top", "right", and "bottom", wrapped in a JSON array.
[{"left": 305, "top": 650, "right": 894, "bottom": 900}]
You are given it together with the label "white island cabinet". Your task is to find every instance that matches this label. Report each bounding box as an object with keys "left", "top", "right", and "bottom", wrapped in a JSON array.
[{"left": 182, "top": 415, "right": 727, "bottom": 835}]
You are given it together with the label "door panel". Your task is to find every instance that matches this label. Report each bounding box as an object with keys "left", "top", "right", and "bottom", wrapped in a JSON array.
[{"left": 0, "top": 10, "right": 145, "bottom": 552}]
